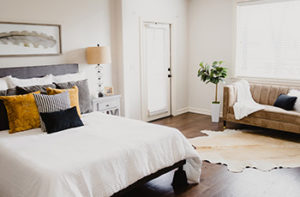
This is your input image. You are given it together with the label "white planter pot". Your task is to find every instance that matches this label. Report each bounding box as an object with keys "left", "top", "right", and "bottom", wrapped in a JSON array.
[{"left": 211, "top": 103, "right": 220, "bottom": 123}]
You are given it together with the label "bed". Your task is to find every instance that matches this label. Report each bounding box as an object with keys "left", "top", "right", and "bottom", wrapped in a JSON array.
[{"left": 0, "top": 64, "right": 201, "bottom": 197}]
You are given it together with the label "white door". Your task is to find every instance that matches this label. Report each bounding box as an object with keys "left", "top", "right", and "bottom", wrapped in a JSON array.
[{"left": 141, "top": 22, "right": 171, "bottom": 121}]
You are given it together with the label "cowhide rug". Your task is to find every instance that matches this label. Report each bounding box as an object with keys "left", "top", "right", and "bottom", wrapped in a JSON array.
[{"left": 189, "top": 129, "right": 300, "bottom": 172}]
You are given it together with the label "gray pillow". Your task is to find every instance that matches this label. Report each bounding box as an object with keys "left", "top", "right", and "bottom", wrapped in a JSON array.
[
  {"left": 6, "top": 88, "right": 17, "bottom": 96},
  {"left": 0, "top": 88, "right": 17, "bottom": 96},
  {"left": 0, "top": 90, "right": 6, "bottom": 96},
  {"left": 16, "top": 84, "right": 56, "bottom": 95},
  {"left": 55, "top": 79, "right": 92, "bottom": 114},
  {"left": 34, "top": 92, "right": 71, "bottom": 132}
]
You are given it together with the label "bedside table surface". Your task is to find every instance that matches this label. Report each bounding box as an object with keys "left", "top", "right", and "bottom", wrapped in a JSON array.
[{"left": 93, "top": 95, "right": 121, "bottom": 101}]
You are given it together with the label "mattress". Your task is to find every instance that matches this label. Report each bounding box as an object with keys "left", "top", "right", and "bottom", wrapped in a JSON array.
[{"left": 0, "top": 112, "right": 201, "bottom": 197}]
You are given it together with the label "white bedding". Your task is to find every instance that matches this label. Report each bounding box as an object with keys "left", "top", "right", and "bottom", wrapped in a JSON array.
[{"left": 0, "top": 112, "right": 201, "bottom": 197}]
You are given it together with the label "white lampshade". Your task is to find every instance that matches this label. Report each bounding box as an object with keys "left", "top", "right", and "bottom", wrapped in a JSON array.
[{"left": 86, "top": 46, "right": 111, "bottom": 64}]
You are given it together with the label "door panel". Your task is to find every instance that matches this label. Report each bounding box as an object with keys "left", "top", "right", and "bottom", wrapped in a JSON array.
[{"left": 142, "top": 22, "right": 171, "bottom": 121}]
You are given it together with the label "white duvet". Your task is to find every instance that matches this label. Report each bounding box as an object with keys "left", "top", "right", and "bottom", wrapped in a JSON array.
[{"left": 0, "top": 112, "right": 201, "bottom": 197}]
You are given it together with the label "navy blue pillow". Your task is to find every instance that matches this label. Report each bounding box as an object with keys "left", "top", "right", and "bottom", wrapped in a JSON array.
[
  {"left": 0, "top": 100, "right": 9, "bottom": 131},
  {"left": 0, "top": 88, "right": 17, "bottom": 131},
  {"left": 40, "top": 107, "right": 84, "bottom": 134},
  {"left": 273, "top": 94, "right": 297, "bottom": 111}
]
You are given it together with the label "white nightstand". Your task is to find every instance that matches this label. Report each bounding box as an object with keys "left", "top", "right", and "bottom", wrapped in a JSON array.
[{"left": 92, "top": 95, "right": 121, "bottom": 116}]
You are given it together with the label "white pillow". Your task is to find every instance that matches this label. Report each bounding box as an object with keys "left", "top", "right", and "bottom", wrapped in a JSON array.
[
  {"left": 6, "top": 75, "right": 53, "bottom": 88},
  {"left": 288, "top": 89, "right": 300, "bottom": 112},
  {"left": 53, "top": 72, "right": 98, "bottom": 98},
  {"left": 0, "top": 77, "right": 9, "bottom": 91},
  {"left": 53, "top": 72, "right": 86, "bottom": 83}
]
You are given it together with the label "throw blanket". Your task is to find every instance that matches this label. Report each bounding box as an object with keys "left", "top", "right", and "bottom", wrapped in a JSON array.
[{"left": 233, "top": 80, "right": 265, "bottom": 120}]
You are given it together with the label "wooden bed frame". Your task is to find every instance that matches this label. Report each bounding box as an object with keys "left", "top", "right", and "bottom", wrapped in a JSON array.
[
  {"left": 0, "top": 63, "right": 189, "bottom": 196},
  {"left": 113, "top": 160, "right": 187, "bottom": 196}
]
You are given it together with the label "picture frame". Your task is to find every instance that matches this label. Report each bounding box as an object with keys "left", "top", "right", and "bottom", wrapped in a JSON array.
[
  {"left": 104, "top": 87, "right": 114, "bottom": 96},
  {"left": 0, "top": 21, "right": 62, "bottom": 57}
]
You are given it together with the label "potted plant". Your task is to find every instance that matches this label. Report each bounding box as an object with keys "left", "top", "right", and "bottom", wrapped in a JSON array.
[{"left": 197, "top": 61, "right": 227, "bottom": 122}]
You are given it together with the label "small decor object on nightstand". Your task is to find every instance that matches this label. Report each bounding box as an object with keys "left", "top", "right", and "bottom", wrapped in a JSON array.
[
  {"left": 93, "top": 95, "right": 121, "bottom": 116},
  {"left": 104, "top": 87, "right": 114, "bottom": 96}
]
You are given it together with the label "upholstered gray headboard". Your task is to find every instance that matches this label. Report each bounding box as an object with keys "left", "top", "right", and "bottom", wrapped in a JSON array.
[{"left": 0, "top": 63, "right": 79, "bottom": 79}]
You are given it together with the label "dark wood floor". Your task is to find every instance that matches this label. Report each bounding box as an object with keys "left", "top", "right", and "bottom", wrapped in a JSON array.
[{"left": 122, "top": 113, "right": 300, "bottom": 197}]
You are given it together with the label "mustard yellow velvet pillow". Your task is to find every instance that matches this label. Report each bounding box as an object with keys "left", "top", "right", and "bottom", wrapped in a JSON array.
[
  {"left": 0, "top": 91, "right": 40, "bottom": 134},
  {"left": 47, "top": 86, "right": 81, "bottom": 116}
]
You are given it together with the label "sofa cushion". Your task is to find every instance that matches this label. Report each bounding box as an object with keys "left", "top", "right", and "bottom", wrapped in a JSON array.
[
  {"left": 250, "top": 84, "right": 290, "bottom": 105},
  {"left": 273, "top": 94, "right": 297, "bottom": 110},
  {"left": 228, "top": 105, "right": 300, "bottom": 125}
]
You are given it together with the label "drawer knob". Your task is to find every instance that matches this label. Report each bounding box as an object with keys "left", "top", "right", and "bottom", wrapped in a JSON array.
[{"left": 106, "top": 104, "right": 109, "bottom": 107}]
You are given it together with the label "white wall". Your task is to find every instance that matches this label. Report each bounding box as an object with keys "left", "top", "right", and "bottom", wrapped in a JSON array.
[
  {"left": 121, "top": 0, "right": 189, "bottom": 119},
  {"left": 0, "top": 0, "right": 237, "bottom": 119},
  {"left": 0, "top": 0, "right": 114, "bottom": 97},
  {"left": 187, "top": 0, "right": 234, "bottom": 115}
]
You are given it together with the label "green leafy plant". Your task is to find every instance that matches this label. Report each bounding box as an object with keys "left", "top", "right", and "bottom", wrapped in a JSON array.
[{"left": 197, "top": 61, "right": 227, "bottom": 104}]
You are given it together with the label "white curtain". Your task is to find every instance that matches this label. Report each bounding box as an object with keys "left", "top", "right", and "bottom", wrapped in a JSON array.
[{"left": 236, "top": 0, "right": 300, "bottom": 79}]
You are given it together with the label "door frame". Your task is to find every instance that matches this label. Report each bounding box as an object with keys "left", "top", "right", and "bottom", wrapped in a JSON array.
[{"left": 139, "top": 17, "right": 176, "bottom": 121}]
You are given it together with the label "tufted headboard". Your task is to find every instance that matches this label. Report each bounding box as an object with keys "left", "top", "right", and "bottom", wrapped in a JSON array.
[{"left": 0, "top": 63, "right": 79, "bottom": 79}]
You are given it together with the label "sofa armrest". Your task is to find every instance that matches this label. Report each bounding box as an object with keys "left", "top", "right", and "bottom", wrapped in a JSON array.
[{"left": 223, "top": 85, "right": 237, "bottom": 120}]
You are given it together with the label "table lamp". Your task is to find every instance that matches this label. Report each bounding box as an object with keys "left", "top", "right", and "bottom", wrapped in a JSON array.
[{"left": 86, "top": 44, "right": 111, "bottom": 97}]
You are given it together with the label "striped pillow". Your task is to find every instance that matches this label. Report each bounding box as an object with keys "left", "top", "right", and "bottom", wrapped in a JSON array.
[{"left": 34, "top": 92, "right": 70, "bottom": 132}]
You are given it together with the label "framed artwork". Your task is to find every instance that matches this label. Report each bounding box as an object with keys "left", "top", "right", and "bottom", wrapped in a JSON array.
[
  {"left": 104, "top": 87, "right": 114, "bottom": 96},
  {"left": 0, "top": 21, "right": 62, "bottom": 57}
]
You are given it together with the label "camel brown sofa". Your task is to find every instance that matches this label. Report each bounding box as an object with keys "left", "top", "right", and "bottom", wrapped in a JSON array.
[{"left": 223, "top": 83, "right": 300, "bottom": 134}]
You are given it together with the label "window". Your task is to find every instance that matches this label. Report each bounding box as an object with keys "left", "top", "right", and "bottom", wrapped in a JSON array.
[{"left": 235, "top": 0, "right": 300, "bottom": 80}]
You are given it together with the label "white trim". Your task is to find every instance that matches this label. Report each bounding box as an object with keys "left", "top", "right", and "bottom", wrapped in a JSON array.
[
  {"left": 139, "top": 18, "right": 147, "bottom": 121},
  {"left": 188, "top": 107, "right": 223, "bottom": 117},
  {"left": 173, "top": 107, "right": 189, "bottom": 116},
  {"left": 230, "top": 76, "right": 300, "bottom": 86},
  {"left": 236, "top": 0, "right": 299, "bottom": 6},
  {"left": 172, "top": 106, "right": 225, "bottom": 117},
  {"left": 170, "top": 23, "right": 177, "bottom": 118},
  {"left": 189, "top": 107, "right": 211, "bottom": 116},
  {"left": 232, "top": 0, "right": 238, "bottom": 78}
]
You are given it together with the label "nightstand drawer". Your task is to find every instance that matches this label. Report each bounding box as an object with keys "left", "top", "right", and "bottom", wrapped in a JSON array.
[
  {"left": 98, "top": 100, "right": 119, "bottom": 110},
  {"left": 92, "top": 95, "right": 121, "bottom": 116}
]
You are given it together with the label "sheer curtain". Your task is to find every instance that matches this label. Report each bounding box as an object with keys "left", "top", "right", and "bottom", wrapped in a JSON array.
[{"left": 236, "top": 0, "right": 300, "bottom": 79}]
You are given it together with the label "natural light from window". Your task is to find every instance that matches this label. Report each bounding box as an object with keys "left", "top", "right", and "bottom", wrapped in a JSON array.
[{"left": 235, "top": 0, "right": 300, "bottom": 80}]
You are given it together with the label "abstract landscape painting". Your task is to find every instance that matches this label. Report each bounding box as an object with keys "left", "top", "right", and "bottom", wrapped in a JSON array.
[{"left": 0, "top": 22, "right": 61, "bottom": 56}]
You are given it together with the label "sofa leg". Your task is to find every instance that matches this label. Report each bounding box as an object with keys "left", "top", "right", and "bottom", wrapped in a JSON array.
[{"left": 223, "top": 120, "right": 227, "bottom": 129}]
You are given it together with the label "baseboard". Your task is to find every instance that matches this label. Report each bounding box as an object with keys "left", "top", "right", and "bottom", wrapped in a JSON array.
[
  {"left": 172, "top": 106, "right": 223, "bottom": 117},
  {"left": 188, "top": 107, "right": 211, "bottom": 116},
  {"left": 188, "top": 107, "right": 223, "bottom": 117},
  {"left": 173, "top": 107, "right": 189, "bottom": 116}
]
